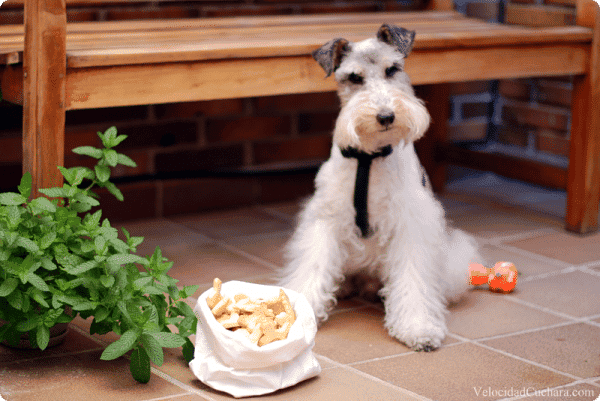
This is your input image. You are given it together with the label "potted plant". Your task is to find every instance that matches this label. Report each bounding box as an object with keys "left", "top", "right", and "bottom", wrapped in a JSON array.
[{"left": 0, "top": 127, "right": 197, "bottom": 383}]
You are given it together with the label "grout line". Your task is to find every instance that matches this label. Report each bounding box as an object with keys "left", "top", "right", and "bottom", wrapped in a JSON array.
[
  {"left": 518, "top": 266, "right": 579, "bottom": 283},
  {"left": 468, "top": 320, "right": 580, "bottom": 343},
  {"left": 472, "top": 341, "right": 583, "bottom": 381},
  {"left": 141, "top": 392, "right": 192, "bottom": 401},
  {"left": 503, "top": 295, "right": 581, "bottom": 321},
  {"left": 482, "top": 228, "right": 555, "bottom": 246},
  {"left": 148, "top": 367, "right": 220, "bottom": 401},
  {"left": 493, "top": 241, "right": 574, "bottom": 269}
]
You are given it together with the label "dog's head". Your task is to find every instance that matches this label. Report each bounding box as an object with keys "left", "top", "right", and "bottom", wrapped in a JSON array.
[{"left": 313, "top": 25, "right": 430, "bottom": 152}]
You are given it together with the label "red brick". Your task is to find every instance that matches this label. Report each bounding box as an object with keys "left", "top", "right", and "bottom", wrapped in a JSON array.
[
  {"left": 94, "top": 181, "right": 158, "bottom": 222},
  {"left": 499, "top": 79, "right": 531, "bottom": 101},
  {"left": 64, "top": 128, "right": 103, "bottom": 152},
  {"left": 162, "top": 177, "right": 257, "bottom": 216},
  {"left": 536, "top": 79, "right": 572, "bottom": 107},
  {"left": 0, "top": 102, "right": 23, "bottom": 131},
  {"left": 535, "top": 128, "right": 570, "bottom": 157},
  {"left": 253, "top": 92, "right": 339, "bottom": 114},
  {"left": 206, "top": 116, "right": 291, "bottom": 143},
  {"left": 447, "top": 119, "right": 489, "bottom": 142},
  {"left": 258, "top": 172, "right": 317, "bottom": 204},
  {"left": 0, "top": 164, "right": 21, "bottom": 191},
  {"left": 449, "top": 81, "right": 492, "bottom": 96},
  {"left": 116, "top": 122, "right": 198, "bottom": 149},
  {"left": 383, "top": 1, "right": 425, "bottom": 11},
  {"left": 0, "top": 135, "right": 21, "bottom": 163},
  {"left": 466, "top": 2, "right": 500, "bottom": 20},
  {"left": 155, "top": 99, "right": 244, "bottom": 120},
  {"left": 298, "top": 112, "right": 337, "bottom": 136},
  {"left": 253, "top": 135, "right": 332, "bottom": 165},
  {"left": 67, "top": 9, "right": 97, "bottom": 22},
  {"left": 155, "top": 144, "right": 246, "bottom": 173},
  {"left": 461, "top": 102, "right": 489, "bottom": 119},
  {"left": 505, "top": 4, "right": 576, "bottom": 27},
  {"left": 502, "top": 101, "right": 569, "bottom": 131},
  {"left": 0, "top": 11, "right": 23, "bottom": 25},
  {"left": 497, "top": 125, "right": 529, "bottom": 147}
]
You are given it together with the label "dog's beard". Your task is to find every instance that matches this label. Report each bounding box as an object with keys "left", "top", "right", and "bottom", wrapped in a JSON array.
[{"left": 333, "top": 89, "right": 430, "bottom": 153}]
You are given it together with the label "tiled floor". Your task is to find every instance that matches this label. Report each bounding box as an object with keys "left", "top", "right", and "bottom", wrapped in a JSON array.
[{"left": 2, "top": 172, "right": 600, "bottom": 401}]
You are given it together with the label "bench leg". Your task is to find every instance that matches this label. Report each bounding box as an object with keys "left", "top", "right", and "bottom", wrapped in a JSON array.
[
  {"left": 566, "top": 14, "right": 600, "bottom": 234},
  {"left": 415, "top": 83, "right": 451, "bottom": 193},
  {"left": 22, "top": 0, "right": 67, "bottom": 197}
]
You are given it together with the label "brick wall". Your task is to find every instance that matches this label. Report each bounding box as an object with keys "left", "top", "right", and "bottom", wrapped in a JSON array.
[
  {"left": 464, "top": 0, "right": 575, "bottom": 168},
  {"left": 1, "top": 0, "right": 573, "bottom": 221}
]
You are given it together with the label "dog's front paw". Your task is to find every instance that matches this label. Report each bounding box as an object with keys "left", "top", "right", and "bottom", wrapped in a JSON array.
[{"left": 411, "top": 338, "right": 441, "bottom": 352}]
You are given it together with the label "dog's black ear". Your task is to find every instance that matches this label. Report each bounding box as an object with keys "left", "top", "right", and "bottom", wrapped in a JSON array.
[
  {"left": 377, "top": 24, "right": 415, "bottom": 57},
  {"left": 312, "top": 38, "right": 350, "bottom": 77}
]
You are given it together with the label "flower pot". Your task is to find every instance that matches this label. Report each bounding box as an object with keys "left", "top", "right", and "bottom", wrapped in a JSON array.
[{"left": 1, "top": 322, "right": 70, "bottom": 349}]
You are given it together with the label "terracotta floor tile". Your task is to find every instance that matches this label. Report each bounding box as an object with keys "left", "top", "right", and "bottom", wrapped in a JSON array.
[
  {"left": 313, "top": 306, "right": 456, "bottom": 364},
  {"left": 354, "top": 342, "right": 572, "bottom": 401},
  {"left": 511, "top": 270, "right": 600, "bottom": 318},
  {"left": 191, "top": 366, "right": 421, "bottom": 401},
  {"left": 506, "top": 230, "right": 600, "bottom": 265},
  {"left": 0, "top": 350, "right": 187, "bottom": 401},
  {"left": 479, "top": 243, "right": 569, "bottom": 278},
  {"left": 171, "top": 208, "right": 292, "bottom": 240},
  {"left": 167, "top": 242, "right": 276, "bottom": 287},
  {"left": 223, "top": 230, "right": 292, "bottom": 267},
  {"left": 262, "top": 200, "right": 304, "bottom": 220},
  {"left": 447, "top": 290, "right": 567, "bottom": 340},
  {"left": 448, "top": 207, "right": 555, "bottom": 239},
  {"left": 0, "top": 327, "right": 102, "bottom": 364},
  {"left": 482, "top": 323, "right": 600, "bottom": 379},
  {"left": 516, "top": 383, "right": 599, "bottom": 401}
]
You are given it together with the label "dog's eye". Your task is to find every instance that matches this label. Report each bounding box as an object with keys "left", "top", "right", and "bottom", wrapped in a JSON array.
[
  {"left": 385, "top": 65, "right": 400, "bottom": 78},
  {"left": 347, "top": 73, "right": 364, "bottom": 85}
]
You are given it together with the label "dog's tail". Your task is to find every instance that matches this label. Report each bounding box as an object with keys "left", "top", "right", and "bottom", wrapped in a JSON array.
[{"left": 443, "top": 229, "right": 481, "bottom": 304}]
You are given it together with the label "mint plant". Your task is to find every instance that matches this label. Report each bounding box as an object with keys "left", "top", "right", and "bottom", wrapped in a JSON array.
[{"left": 0, "top": 127, "right": 198, "bottom": 383}]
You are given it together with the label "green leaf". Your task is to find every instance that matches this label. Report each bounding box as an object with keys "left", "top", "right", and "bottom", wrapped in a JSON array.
[
  {"left": 103, "top": 182, "right": 123, "bottom": 202},
  {"left": 31, "top": 289, "right": 49, "bottom": 308},
  {"left": 94, "top": 165, "right": 111, "bottom": 183},
  {"left": 37, "top": 325, "right": 50, "bottom": 350},
  {"left": 149, "top": 332, "right": 186, "bottom": 348},
  {"left": 38, "top": 187, "right": 65, "bottom": 198},
  {"left": 100, "top": 275, "right": 115, "bottom": 288},
  {"left": 107, "top": 254, "right": 147, "bottom": 267},
  {"left": 16, "top": 317, "right": 39, "bottom": 332},
  {"left": 27, "top": 273, "right": 50, "bottom": 292},
  {"left": 0, "top": 277, "right": 19, "bottom": 297},
  {"left": 72, "top": 146, "right": 103, "bottom": 159},
  {"left": 182, "top": 337, "right": 195, "bottom": 363},
  {"left": 15, "top": 236, "right": 39, "bottom": 253},
  {"left": 100, "top": 329, "right": 139, "bottom": 361},
  {"left": 68, "top": 260, "right": 98, "bottom": 275},
  {"left": 130, "top": 347, "right": 151, "bottom": 384},
  {"left": 7, "top": 290, "right": 23, "bottom": 310},
  {"left": 140, "top": 333, "right": 164, "bottom": 366},
  {"left": 18, "top": 172, "right": 32, "bottom": 198},
  {"left": 182, "top": 285, "right": 200, "bottom": 299},
  {"left": 30, "top": 197, "right": 57, "bottom": 213},
  {"left": 40, "top": 231, "right": 57, "bottom": 250},
  {"left": 40, "top": 257, "right": 57, "bottom": 271},
  {"left": 74, "top": 193, "right": 100, "bottom": 207},
  {"left": 117, "top": 153, "right": 137, "bottom": 168},
  {"left": 104, "top": 149, "right": 119, "bottom": 167},
  {"left": 0, "top": 192, "right": 26, "bottom": 206}
]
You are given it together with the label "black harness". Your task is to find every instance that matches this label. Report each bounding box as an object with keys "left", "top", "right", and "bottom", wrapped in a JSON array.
[{"left": 340, "top": 145, "right": 393, "bottom": 238}]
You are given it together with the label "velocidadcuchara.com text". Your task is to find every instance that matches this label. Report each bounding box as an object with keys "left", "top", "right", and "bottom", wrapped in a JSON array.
[{"left": 473, "top": 386, "right": 596, "bottom": 398}]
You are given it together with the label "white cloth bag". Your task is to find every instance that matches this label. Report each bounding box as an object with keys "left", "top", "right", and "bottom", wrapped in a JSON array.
[{"left": 189, "top": 280, "right": 321, "bottom": 398}]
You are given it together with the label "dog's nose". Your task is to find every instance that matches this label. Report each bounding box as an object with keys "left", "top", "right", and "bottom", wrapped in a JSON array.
[{"left": 376, "top": 112, "right": 395, "bottom": 127}]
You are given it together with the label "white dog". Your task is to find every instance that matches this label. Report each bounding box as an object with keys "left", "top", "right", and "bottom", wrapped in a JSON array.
[{"left": 278, "top": 25, "right": 481, "bottom": 351}]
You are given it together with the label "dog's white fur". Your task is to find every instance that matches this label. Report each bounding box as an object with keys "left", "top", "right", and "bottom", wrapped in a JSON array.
[{"left": 278, "top": 27, "right": 481, "bottom": 351}]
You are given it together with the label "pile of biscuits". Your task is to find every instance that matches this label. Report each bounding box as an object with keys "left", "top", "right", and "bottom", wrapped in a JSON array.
[{"left": 206, "top": 278, "right": 296, "bottom": 346}]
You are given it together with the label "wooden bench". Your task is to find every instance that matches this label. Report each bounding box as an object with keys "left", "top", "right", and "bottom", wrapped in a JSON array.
[{"left": 0, "top": 0, "right": 598, "bottom": 233}]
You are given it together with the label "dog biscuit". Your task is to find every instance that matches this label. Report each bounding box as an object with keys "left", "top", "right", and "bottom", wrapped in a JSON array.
[{"left": 206, "top": 278, "right": 296, "bottom": 346}]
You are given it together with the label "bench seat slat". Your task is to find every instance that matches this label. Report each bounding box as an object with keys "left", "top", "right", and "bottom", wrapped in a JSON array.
[{"left": 0, "top": 11, "right": 593, "bottom": 68}]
